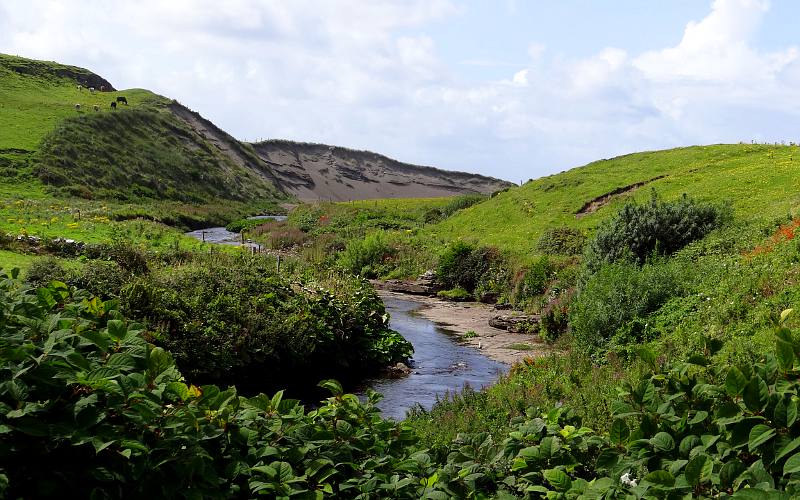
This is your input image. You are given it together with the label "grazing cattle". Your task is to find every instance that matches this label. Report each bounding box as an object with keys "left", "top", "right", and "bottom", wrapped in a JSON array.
[
  {"left": 116, "top": 96, "right": 128, "bottom": 105},
  {"left": 93, "top": 105, "right": 99, "bottom": 112},
  {"left": 89, "top": 87, "right": 95, "bottom": 94},
  {"left": 75, "top": 104, "right": 81, "bottom": 111},
  {"left": 110, "top": 101, "right": 117, "bottom": 109},
  {"left": 77, "top": 84, "right": 82, "bottom": 92},
  {"left": 100, "top": 85, "right": 105, "bottom": 92}
]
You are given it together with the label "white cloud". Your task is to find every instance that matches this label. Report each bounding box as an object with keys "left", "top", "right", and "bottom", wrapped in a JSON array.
[{"left": 0, "top": 0, "right": 798, "bottom": 180}]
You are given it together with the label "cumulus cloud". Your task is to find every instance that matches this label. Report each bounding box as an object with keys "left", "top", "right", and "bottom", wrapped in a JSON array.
[{"left": 0, "top": 0, "right": 798, "bottom": 179}]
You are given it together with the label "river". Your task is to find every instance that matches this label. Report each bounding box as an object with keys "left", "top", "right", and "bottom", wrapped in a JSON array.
[
  {"left": 185, "top": 215, "right": 287, "bottom": 246},
  {"left": 359, "top": 296, "right": 507, "bottom": 420},
  {"left": 187, "top": 218, "right": 508, "bottom": 421}
]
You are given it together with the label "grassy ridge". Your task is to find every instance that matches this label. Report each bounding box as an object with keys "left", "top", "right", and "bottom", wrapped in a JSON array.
[
  {"left": 0, "top": 53, "right": 283, "bottom": 204},
  {"left": 36, "top": 109, "right": 278, "bottom": 202},
  {"left": 431, "top": 144, "right": 800, "bottom": 256}
]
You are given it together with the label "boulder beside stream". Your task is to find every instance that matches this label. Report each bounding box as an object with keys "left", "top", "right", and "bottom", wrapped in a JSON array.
[{"left": 489, "top": 314, "right": 541, "bottom": 333}]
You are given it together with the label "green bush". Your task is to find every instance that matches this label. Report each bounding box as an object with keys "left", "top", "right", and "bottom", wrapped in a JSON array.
[
  {"left": 570, "top": 260, "right": 685, "bottom": 353},
  {"left": 437, "top": 241, "right": 507, "bottom": 297},
  {"left": 224, "top": 218, "right": 265, "bottom": 233},
  {"left": 120, "top": 257, "right": 411, "bottom": 390},
  {"left": 337, "top": 231, "right": 394, "bottom": 278},
  {"left": 540, "top": 290, "right": 573, "bottom": 341},
  {"left": 536, "top": 227, "right": 587, "bottom": 255},
  {"left": 437, "top": 287, "right": 471, "bottom": 301},
  {"left": 69, "top": 260, "right": 131, "bottom": 298},
  {"left": 24, "top": 256, "right": 67, "bottom": 289},
  {"left": 584, "top": 191, "right": 731, "bottom": 273},
  {"left": 522, "top": 256, "right": 553, "bottom": 297}
]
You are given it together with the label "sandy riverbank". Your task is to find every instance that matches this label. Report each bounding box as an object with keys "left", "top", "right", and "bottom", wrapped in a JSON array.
[{"left": 375, "top": 290, "right": 549, "bottom": 365}]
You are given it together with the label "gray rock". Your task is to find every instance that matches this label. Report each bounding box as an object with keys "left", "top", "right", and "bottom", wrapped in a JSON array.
[{"left": 489, "top": 314, "right": 541, "bottom": 333}]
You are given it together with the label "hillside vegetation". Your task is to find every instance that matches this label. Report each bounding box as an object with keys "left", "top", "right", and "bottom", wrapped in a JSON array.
[
  {"left": 0, "top": 54, "right": 283, "bottom": 204},
  {"left": 431, "top": 144, "right": 799, "bottom": 256}
]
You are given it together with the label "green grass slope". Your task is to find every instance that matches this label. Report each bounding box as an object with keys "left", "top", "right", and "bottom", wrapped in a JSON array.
[
  {"left": 0, "top": 53, "right": 283, "bottom": 203},
  {"left": 431, "top": 144, "right": 800, "bottom": 256}
]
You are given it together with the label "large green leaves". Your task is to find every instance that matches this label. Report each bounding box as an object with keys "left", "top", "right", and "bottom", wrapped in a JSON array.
[{"left": 743, "top": 376, "right": 770, "bottom": 411}]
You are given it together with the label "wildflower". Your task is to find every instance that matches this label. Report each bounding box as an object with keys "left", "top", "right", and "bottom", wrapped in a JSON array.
[{"left": 620, "top": 472, "right": 637, "bottom": 488}]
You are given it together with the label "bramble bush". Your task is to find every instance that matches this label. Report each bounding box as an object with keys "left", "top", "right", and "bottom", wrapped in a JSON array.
[
  {"left": 437, "top": 241, "right": 509, "bottom": 300},
  {"left": 536, "top": 227, "right": 587, "bottom": 256},
  {"left": 119, "top": 257, "right": 412, "bottom": 392},
  {"left": 583, "top": 191, "right": 731, "bottom": 274},
  {"left": 570, "top": 259, "right": 686, "bottom": 354},
  {"left": 337, "top": 231, "right": 395, "bottom": 278}
]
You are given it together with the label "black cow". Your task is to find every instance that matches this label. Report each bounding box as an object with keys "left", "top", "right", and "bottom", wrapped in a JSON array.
[
  {"left": 110, "top": 101, "right": 117, "bottom": 109},
  {"left": 116, "top": 96, "right": 128, "bottom": 105}
]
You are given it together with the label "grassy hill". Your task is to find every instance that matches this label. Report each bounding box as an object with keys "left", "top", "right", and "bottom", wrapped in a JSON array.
[
  {"left": 430, "top": 144, "right": 800, "bottom": 256},
  {"left": 0, "top": 54, "right": 285, "bottom": 204}
]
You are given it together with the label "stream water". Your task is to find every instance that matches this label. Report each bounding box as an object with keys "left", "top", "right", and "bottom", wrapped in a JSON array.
[
  {"left": 186, "top": 218, "right": 507, "bottom": 420},
  {"left": 185, "top": 215, "right": 287, "bottom": 247},
  {"left": 361, "top": 297, "right": 507, "bottom": 420}
]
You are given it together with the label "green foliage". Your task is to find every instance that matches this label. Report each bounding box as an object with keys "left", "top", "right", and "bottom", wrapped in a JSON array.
[
  {"left": 536, "top": 227, "right": 587, "bottom": 255},
  {"left": 570, "top": 259, "right": 685, "bottom": 353},
  {"left": 337, "top": 231, "right": 395, "bottom": 278},
  {"left": 5, "top": 269, "right": 800, "bottom": 498},
  {"left": 35, "top": 109, "right": 279, "bottom": 203},
  {"left": 423, "top": 193, "right": 486, "bottom": 223},
  {"left": 436, "top": 241, "right": 508, "bottom": 299},
  {"left": 436, "top": 287, "right": 471, "bottom": 301},
  {"left": 519, "top": 256, "right": 553, "bottom": 298},
  {"left": 584, "top": 191, "right": 731, "bottom": 273},
  {"left": 225, "top": 218, "right": 268, "bottom": 233},
  {"left": 120, "top": 256, "right": 411, "bottom": 390},
  {"left": 26, "top": 257, "right": 130, "bottom": 299},
  {"left": 0, "top": 273, "right": 420, "bottom": 498},
  {"left": 539, "top": 290, "right": 573, "bottom": 341},
  {"left": 432, "top": 144, "right": 797, "bottom": 257}
]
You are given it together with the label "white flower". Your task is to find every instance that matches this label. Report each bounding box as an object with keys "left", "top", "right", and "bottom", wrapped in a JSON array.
[{"left": 620, "top": 472, "right": 638, "bottom": 488}]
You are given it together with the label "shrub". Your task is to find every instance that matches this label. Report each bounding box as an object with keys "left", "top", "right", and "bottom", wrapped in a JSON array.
[
  {"left": 570, "top": 259, "right": 685, "bottom": 353},
  {"left": 224, "top": 218, "right": 266, "bottom": 233},
  {"left": 437, "top": 287, "right": 471, "bottom": 301},
  {"left": 539, "top": 290, "right": 573, "bottom": 341},
  {"left": 521, "top": 256, "right": 553, "bottom": 297},
  {"left": 437, "top": 241, "right": 508, "bottom": 297},
  {"left": 70, "top": 260, "right": 131, "bottom": 299},
  {"left": 437, "top": 240, "right": 476, "bottom": 290},
  {"left": 24, "top": 256, "right": 67, "bottom": 289},
  {"left": 536, "top": 227, "right": 586, "bottom": 255},
  {"left": 120, "top": 257, "right": 411, "bottom": 391},
  {"left": 337, "top": 231, "right": 394, "bottom": 278},
  {"left": 0, "top": 274, "right": 420, "bottom": 498},
  {"left": 85, "top": 242, "right": 149, "bottom": 274},
  {"left": 584, "top": 191, "right": 731, "bottom": 273}
]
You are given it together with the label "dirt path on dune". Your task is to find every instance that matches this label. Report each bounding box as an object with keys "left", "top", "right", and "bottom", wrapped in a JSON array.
[{"left": 376, "top": 290, "right": 549, "bottom": 365}]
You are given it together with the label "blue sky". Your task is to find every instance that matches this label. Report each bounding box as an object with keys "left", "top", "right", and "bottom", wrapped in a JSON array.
[{"left": 1, "top": 0, "right": 799, "bottom": 181}]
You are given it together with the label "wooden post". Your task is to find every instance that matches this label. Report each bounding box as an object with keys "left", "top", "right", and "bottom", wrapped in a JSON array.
[{"left": 201, "top": 231, "right": 206, "bottom": 242}]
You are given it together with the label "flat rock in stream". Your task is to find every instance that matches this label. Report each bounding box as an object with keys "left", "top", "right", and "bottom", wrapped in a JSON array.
[{"left": 489, "top": 314, "right": 541, "bottom": 333}]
